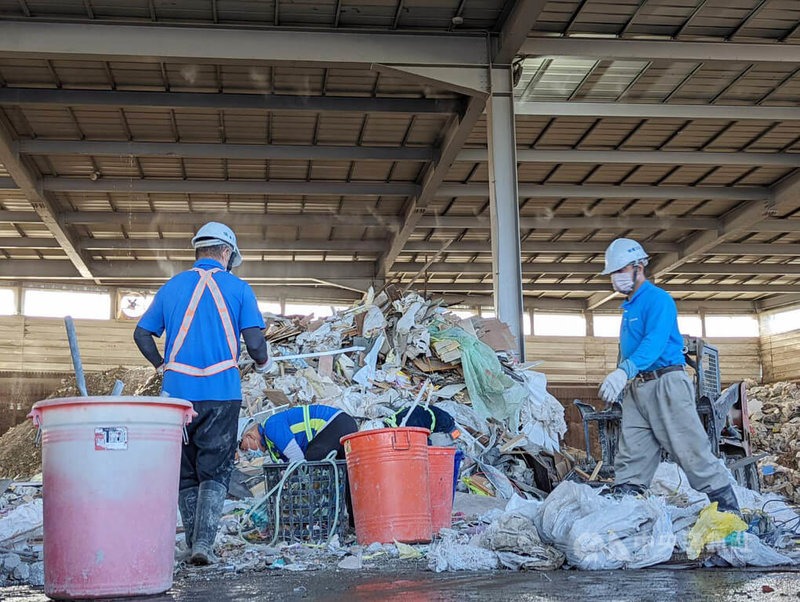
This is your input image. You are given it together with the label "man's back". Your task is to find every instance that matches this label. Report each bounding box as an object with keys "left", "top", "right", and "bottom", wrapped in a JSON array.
[{"left": 137, "top": 258, "right": 264, "bottom": 401}]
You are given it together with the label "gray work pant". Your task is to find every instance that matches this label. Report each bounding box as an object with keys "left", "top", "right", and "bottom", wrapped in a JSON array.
[{"left": 614, "top": 370, "right": 730, "bottom": 493}]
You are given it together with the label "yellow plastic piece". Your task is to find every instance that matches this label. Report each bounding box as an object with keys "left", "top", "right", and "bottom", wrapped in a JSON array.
[{"left": 687, "top": 502, "right": 748, "bottom": 560}]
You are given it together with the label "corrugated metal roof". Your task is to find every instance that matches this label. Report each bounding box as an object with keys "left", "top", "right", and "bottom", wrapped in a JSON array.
[{"left": 2, "top": 2, "right": 800, "bottom": 308}]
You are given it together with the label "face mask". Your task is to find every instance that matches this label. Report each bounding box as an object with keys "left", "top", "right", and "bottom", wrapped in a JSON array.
[{"left": 611, "top": 271, "right": 635, "bottom": 295}]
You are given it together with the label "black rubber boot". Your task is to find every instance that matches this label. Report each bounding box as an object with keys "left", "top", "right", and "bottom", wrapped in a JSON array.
[
  {"left": 190, "top": 480, "right": 227, "bottom": 566},
  {"left": 608, "top": 483, "right": 647, "bottom": 497},
  {"left": 176, "top": 486, "right": 198, "bottom": 561},
  {"left": 707, "top": 484, "right": 741, "bottom": 516}
]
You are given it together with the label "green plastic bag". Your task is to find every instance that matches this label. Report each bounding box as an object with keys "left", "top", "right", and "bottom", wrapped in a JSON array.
[
  {"left": 430, "top": 327, "right": 526, "bottom": 425},
  {"left": 686, "top": 502, "right": 748, "bottom": 560}
]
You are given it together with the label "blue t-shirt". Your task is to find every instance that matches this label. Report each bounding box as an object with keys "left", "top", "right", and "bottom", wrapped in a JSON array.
[
  {"left": 137, "top": 258, "right": 265, "bottom": 401},
  {"left": 259, "top": 405, "right": 341, "bottom": 459},
  {"left": 618, "top": 280, "right": 686, "bottom": 379}
]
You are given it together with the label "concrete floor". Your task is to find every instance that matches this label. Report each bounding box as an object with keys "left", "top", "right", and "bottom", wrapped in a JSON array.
[{"left": 2, "top": 568, "right": 800, "bottom": 601}]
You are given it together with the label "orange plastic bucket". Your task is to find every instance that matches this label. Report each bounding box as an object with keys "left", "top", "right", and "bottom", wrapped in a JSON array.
[
  {"left": 341, "top": 427, "right": 432, "bottom": 544},
  {"left": 428, "top": 447, "right": 457, "bottom": 533}
]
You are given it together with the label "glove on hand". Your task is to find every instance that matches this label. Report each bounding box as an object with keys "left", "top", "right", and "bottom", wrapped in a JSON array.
[{"left": 599, "top": 368, "right": 628, "bottom": 403}]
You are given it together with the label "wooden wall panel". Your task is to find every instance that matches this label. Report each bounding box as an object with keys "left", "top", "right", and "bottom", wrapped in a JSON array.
[
  {"left": 0, "top": 315, "right": 150, "bottom": 373},
  {"left": 0, "top": 316, "right": 763, "bottom": 384},
  {"left": 526, "top": 336, "right": 761, "bottom": 385},
  {"left": 761, "top": 330, "right": 800, "bottom": 383}
]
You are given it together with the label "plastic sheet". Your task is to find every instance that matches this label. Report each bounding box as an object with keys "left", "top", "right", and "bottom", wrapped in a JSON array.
[
  {"left": 535, "top": 481, "right": 675, "bottom": 570},
  {"left": 427, "top": 531, "right": 499, "bottom": 573},
  {"left": 687, "top": 503, "right": 748, "bottom": 560},
  {"left": 707, "top": 531, "right": 796, "bottom": 567},
  {"left": 477, "top": 513, "right": 564, "bottom": 571},
  {"left": 517, "top": 371, "right": 567, "bottom": 454},
  {"left": 430, "top": 327, "right": 526, "bottom": 425},
  {"left": 0, "top": 499, "right": 42, "bottom": 545}
]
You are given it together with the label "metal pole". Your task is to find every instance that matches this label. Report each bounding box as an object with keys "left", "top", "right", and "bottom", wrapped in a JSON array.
[
  {"left": 487, "top": 67, "right": 525, "bottom": 359},
  {"left": 64, "top": 316, "right": 88, "bottom": 396}
]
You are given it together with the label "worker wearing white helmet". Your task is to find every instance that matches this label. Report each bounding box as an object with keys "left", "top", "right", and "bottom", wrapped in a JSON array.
[
  {"left": 133, "top": 222, "right": 272, "bottom": 565},
  {"left": 598, "top": 238, "right": 739, "bottom": 514}
]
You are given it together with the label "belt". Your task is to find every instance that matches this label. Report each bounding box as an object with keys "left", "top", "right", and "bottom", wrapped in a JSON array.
[{"left": 636, "top": 365, "right": 684, "bottom": 382}]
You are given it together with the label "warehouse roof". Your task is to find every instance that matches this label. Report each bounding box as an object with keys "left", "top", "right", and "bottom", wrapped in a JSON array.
[{"left": 1, "top": 0, "right": 800, "bottom": 313}]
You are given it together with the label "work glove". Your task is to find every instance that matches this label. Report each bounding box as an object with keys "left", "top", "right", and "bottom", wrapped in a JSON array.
[
  {"left": 254, "top": 341, "right": 274, "bottom": 374},
  {"left": 156, "top": 363, "right": 164, "bottom": 375},
  {"left": 254, "top": 357, "right": 274, "bottom": 374},
  {"left": 599, "top": 368, "right": 628, "bottom": 404}
]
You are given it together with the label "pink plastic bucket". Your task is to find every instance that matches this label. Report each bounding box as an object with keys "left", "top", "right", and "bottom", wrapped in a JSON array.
[{"left": 29, "top": 396, "right": 195, "bottom": 599}]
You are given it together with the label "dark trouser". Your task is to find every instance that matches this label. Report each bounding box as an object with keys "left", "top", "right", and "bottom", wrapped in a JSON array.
[
  {"left": 305, "top": 413, "right": 358, "bottom": 461},
  {"left": 180, "top": 400, "right": 241, "bottom": 491},
  {"left": 305, "top": 412, "right": 358, "bottom": 526}
]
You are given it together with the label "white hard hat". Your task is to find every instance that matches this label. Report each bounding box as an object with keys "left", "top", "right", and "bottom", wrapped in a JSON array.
[
  {"left": 601, "top": 238, "right": 649, "bottom": 275},
  {"left": 191, "top": 222, "right": 242, "bottom": 268},
  {"left": 237, "top": 416, "right": 256, "bottom": 444}
]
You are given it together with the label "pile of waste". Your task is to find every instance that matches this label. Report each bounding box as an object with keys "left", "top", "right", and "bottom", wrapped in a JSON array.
[
  {"left": 746, "top": 380, "right": 800, "bottom": 504},
  {"left": 0, "top": 368, "right": 158, "bottom": 480}
]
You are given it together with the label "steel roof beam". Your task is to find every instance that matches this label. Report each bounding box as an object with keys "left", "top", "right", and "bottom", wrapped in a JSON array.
[
  {"left": 514, "top": 101, "right": 800, "bottom": 122},
  {"left": 394, "top": 262, "right": 599, "bottom": 274},
  {"left": 0, "top": 259, "right": 376, "bottom": 280},
  {"left": 419, "top": 215, "right": 721, "bottom": 230},
  {"left": 437, "top": 183, "right": 769, "bottom": 200},
  {"left": 43, "top": 178, "right": 419, "bottom": 197},
  {"left": 9, "top": 237, "right": 798, "bottom": 257},
  {"left": 494, "top": 0, "right": 548, "bottom": 64},
  {"left": 5, "top": 210, "right": 720, "bottom": 231},
  {"left": 0, "top": 118, "right": 94, "bottom": 280},
  {"left": 19, "top": 140, "right": 436, "bottom": 163},
  {"left": 380, "top": 96, "right": 487, "bottom": 275},
  {"left": 522, "top": 37, "right": 800, "bottom": 64},
  {"left": 10, "top": 209, "right": 800, "bottom": 234},
  {"left": 62, "top": 212, "right": 402, "bottom": 228},
  {"left": 415, "top": 282, "right": 800, "bottom": 294},
  {"left": 0, "top": 237, "right": 61, "bottom": 249},
  {"left": 403, "top": 240, "right": 679, "bottom": 254},
  {"left": 0, "top": 88, "right": 461, "bottom": 115},
  {"left": 592, "top": 172, "right": 800, "bottom": 311},
  {"left": 79, "top": 238, "right": 386, "bottom": 253},
  {"left": 0, "top": 21, "right": 489, "bottom": 68},
  {"left": 677, "top": 263, "right": 800, "bottom": 275},
  {"left": 8, "top": 178, "right": 768, "bottom": 201},
  {"left": 392, "top": 262, "right": 800, "bottom": 276},
  {"left": 457, "top": 149, "right": 800, "bottom": 167}
]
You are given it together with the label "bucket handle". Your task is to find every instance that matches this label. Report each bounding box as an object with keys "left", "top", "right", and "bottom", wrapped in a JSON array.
[
  {"left": 392, "top": 430, "right": 412, "bottom": 451},
  {"left": 27, "top": 409, "right": 42, "bottom": 447},
  {"left": 182, "top": 408, "right": 198, "bottom": 445}
]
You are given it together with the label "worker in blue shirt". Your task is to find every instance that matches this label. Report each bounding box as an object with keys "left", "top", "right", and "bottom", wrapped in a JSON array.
[
  {"left": 134, "top": 222, "right": 271, "bottom": 565},
  {"left": 598, "top": 238, "right": 739, "bottom": 514},
  {"left": 238, "top": 404, "right": 358, "bottom": 462}
]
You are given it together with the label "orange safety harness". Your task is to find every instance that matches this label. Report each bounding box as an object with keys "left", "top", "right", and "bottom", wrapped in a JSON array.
[{"left": 163, "top": 268, "right": 239, "bottom": 377}]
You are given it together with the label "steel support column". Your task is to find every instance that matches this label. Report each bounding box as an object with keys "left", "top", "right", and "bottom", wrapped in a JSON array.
[{"left": 487, "top": 67, "right": 524, "bottom": 358}]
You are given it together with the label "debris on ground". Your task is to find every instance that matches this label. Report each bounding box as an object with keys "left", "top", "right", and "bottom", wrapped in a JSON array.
[
  {"left": 746, "top": 380, "right": 800, "bottom": 505},
  {"left": 0, "top": 480, "right": 43, "bottom": 587}
]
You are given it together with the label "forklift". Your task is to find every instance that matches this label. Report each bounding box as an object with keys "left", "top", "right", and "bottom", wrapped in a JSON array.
[{"left": 573, "top": 336, "right": 760, "bottom": 491}]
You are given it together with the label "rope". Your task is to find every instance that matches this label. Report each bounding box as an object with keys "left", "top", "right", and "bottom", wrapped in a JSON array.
[{"left": 239, "top": 450, "right": 342, "bottom": 547}]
